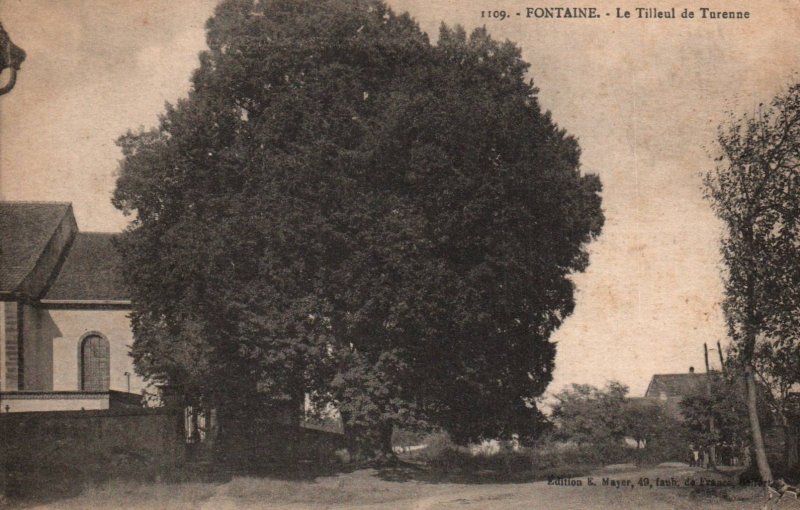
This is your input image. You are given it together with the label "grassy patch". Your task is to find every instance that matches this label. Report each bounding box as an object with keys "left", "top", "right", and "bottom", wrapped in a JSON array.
[{"left": 395, "top": 445, "right": 596, "bottom": 484}]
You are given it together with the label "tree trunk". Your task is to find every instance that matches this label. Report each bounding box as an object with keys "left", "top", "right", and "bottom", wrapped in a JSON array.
[
  {"left": 745, "top": 365, "right": 772, "bottom": 483},
  {"left": 340, "top": 410, "right": 360, "bottom": 460},
  {"left": 784, "top": 421, "right": 799, "bottom": 473},
  {"left": 205, "top": 407, "right": 219, "bottom": 450},
  {"left": 379, "top": 421, "right": 394, "bottom": 457},
  {"left": 741, "top": 252, "right": 771, "bottom": 484}
]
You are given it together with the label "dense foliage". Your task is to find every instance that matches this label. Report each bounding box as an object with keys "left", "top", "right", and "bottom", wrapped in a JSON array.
[
  {"left": 113, "top": 0, "right": 604, "bottom": 454},
  {"left": 550, "top": 382, "right": 682, "bottom": 454},
  {"left": 550, "top": 383, "right": 629, "bottom": 448},
  {"left": 679, "top": 372, "right": 755, "bottom": 452}
]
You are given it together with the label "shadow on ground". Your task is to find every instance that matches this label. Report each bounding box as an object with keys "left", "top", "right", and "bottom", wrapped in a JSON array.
[
  {"left": 3, "top": 463, "right": 226, "bottom": 509},
  {"left": 3, "top": 457, "right": 363, "bottom": 509}
]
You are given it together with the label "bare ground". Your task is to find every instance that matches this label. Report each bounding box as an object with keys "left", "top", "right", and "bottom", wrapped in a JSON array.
[{"left": 9, "top": 464, "right": 783, "bottom": 510}]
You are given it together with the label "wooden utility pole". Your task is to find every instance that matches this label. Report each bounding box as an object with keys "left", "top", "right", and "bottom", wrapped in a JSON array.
[{"left": 705, "top": 343, "right": 717, "bottom": 467}]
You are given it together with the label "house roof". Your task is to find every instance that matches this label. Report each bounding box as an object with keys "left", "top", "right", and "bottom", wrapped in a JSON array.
[
  {"left": 0, "top": 201, "right": 72, "bottom": 293},
  {"left": 644, "top": 373, "right": 707, "bottom": 399},
  {"left": 43, "top": 232, "right": 129, "bottom": 302}
]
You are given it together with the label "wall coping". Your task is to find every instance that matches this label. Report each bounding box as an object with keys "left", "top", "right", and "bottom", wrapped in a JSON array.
[
  {"left": 0, "top": 391, "right": 109, "bottom": 400},
  {"left": 0, "top": 406, "right": 176, "bottom": 419},
  {"left": 37, "top": 299, "right": 132, "bottom": 310}
]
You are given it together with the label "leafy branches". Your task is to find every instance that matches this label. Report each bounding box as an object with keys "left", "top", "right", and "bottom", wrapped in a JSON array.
[{"left": 113, "top": 0, "right": 603, "bottom": 455}]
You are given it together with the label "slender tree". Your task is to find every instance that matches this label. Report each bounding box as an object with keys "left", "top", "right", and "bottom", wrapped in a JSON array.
[
  {"left": 751, "top": 342, "right": 800, "bottom": 471},
  {"left": 704, "top": 83, "right": 800, "bottom": 482}
]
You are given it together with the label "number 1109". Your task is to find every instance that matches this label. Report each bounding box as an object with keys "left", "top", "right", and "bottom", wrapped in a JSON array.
[{"left": 481, "top": 10, "right": 508, "bottom": 20}]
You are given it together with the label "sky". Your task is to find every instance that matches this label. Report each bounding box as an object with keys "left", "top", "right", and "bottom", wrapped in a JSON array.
[{"left": 1, "top": 0, "right": 799, "bottom": 396}]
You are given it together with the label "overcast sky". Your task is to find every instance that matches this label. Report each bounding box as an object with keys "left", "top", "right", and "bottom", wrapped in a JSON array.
[{"left": 2, "top": 0, "right": 799, "bottom": 396}]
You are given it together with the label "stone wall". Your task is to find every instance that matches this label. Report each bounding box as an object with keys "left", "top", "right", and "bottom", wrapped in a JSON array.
[
  {"left": 0, "top": 408, "right": 184, "bottom": 494},
  {"left": 0, "top": 408, "right": 351, "bottom": 497}
]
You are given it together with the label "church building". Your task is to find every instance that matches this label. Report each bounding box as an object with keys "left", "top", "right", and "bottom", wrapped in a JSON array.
[{"left": 0, "top": 201, "right": 144, "bottom": 412}]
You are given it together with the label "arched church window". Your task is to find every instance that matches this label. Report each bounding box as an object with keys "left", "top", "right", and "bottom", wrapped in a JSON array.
[{"left": 80, "top": 333, "right": 110, "bottom": 391}]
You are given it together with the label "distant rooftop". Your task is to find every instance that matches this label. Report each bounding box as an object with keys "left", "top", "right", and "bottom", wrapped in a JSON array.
[{"left": 644, "top": 371, "right": 707, "bottom": 399}]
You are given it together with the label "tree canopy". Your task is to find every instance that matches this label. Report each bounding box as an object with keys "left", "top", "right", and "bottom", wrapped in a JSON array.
[
  {"left": 113, "top": 0, "right": 604, "bottom": 454},
  {"left": 550, "top": 382, "right": 680, "bottom": 452},
  {"left": 550, "top": 382, "right": 629, "bottom": 448},
  {"left": 679, "top": 371, "right": 756, "bottom": 452},
  {"left": 546, "top": 382, "right": 686, "bottom": 470}
]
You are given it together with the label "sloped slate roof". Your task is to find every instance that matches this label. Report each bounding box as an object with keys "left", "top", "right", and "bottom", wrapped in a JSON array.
[
  {"left": 44, "top": 232, "right": 130, "bottom": 301},
  {"left": 0, "top": 202, "right": 71, "bottom": 293},
  {"left": 645, "top": 373, "right": 707, "bottom": 399}
]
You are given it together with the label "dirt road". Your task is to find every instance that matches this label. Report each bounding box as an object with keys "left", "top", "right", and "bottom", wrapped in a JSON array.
[
  {"left": 194, "top": 464, "right": 763, "bottom": 510},
  {"left": 23, "top": 464, "right": 769, "bottom": 510}
]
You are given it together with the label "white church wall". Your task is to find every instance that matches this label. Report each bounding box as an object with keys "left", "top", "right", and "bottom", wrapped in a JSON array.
[{"left": 41, "top": 308, "right": 145, "bottom": 395}]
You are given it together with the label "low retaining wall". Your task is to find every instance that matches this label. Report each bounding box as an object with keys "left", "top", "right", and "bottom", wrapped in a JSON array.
[
  {"left": 0, "top": 408, "right": 184, "bottom": 494},
  {"left": 0, "top": 409, "right": 349, "bottom": 496}
]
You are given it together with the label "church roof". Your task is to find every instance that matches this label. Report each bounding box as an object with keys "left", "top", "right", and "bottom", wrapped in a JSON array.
[
  {"left": 644, "top": 373, "right": 707, "bottom": 399},
  {"left": 43, "top": 232, "right": 130, "bottom": 302},
  {"left": 0, "top": 201, "right": 72, "bottom": 293}
]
